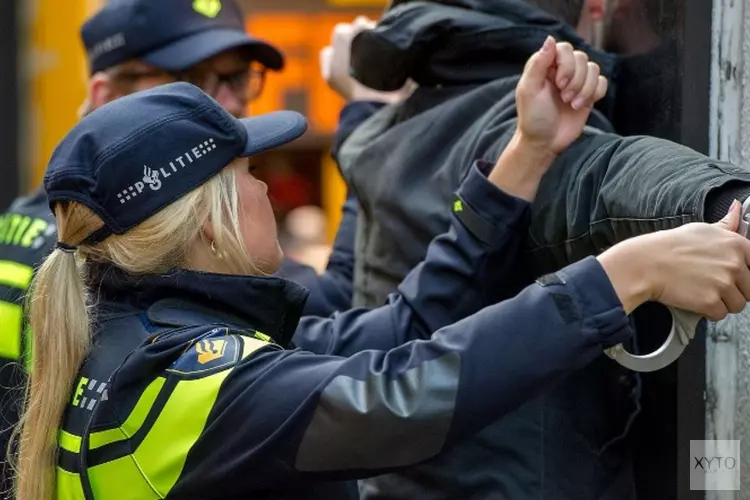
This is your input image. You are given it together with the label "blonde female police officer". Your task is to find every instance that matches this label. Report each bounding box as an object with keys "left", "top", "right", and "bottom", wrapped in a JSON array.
[{"left": 16, "top": 39, "right": 750, "bottom": 499}]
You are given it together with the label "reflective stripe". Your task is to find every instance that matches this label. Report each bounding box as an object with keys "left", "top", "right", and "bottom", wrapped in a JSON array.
[
  {"left": 0, "top": 260, "right": 34, "bottom": 289},
  {"left": 133, "top": 366, "right": 232, "bottom": 495},
  {"left": 0, "top": 260, "right": 33, "bottom": 360},
  {"left": 20, "top": 218, "right": 49, "bottom": 248},
  {"left": 89, "top": 377, "right": 166, "bottom": 450},
  {"left": 133, "top": 336, "right": 265, "bottom": 495},
  {"left": 56, "top": 467, "right": 86, "bottom": 500},
  {"left": 0, "top": 301, "right": 23, "bottom": 359},
  {"left": 12, "top": 216, "right": 32, "bottom": 246},
  {"left": 88, "top": 456, "right": 160, "bottom": 499},
  {"left": 58, "top": 377, "right": 167, "bottom": 463},
  {"left": 57, "top": 335, "right": 268, "bottom": 498},
  {"left": 59, "top": 430, "right": 82, "bottom": 454}
]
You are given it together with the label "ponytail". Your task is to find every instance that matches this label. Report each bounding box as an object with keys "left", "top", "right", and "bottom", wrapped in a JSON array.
[
  {"left": 13, "top": 205, "right": 91, "bottom": 500},
  {"left": 12, "top": 163, "right": 256, "bottom": 499}
]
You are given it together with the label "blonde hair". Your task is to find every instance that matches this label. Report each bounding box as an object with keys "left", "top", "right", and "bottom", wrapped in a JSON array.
[{"left": 14, "top": 163, "right": 253, "bottom": 500}]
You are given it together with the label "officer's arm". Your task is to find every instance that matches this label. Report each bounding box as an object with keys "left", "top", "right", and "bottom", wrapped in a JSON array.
[
  {"left": 291, "top": 161, "right": 531, "bottom": 355},
  {"left": 173, "top": 257, "right": 631, "bottom": 495}
]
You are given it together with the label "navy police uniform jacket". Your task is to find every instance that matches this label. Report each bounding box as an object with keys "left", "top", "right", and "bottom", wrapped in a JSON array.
[{"left": 56, "top": 163, "right": 633, "bottom": 499}]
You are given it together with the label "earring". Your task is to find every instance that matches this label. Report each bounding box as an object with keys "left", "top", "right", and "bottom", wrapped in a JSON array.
[{"left": 210, "top": 240, "right": 224, "bottom": 259}]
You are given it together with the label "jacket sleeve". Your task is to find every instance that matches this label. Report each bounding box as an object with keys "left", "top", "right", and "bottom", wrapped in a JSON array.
[
  {"left": 291, "top": 161, "right": 531, "bottom": 356},
  {"left": 525, "top": 131, "right": 750, "bottom": 272},
  {"left": 277, "top": 192, "right": 358, "bottom": 317},
  {"left": 273, "top": 101, "right": 385, "bottom": 317},
  {"left": 172, "top": 255, "right": 632, "bottom": 496},
  {"left": 331, "top": 101, "right": 386, "bottom": 164}
]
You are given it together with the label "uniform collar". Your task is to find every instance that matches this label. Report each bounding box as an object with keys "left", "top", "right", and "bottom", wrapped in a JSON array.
[{"left": 92, "top": 264, "right": 309, "bottom": 346}]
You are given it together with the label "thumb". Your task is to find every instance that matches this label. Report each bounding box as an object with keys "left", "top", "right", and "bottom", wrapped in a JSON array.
[
  {"left": 520, "top": 36, "right": 557, "bottom": 90},
  {"left": 714, "top": 199, "right": 742, "bottom": 231},
  {"left": 319, "top": 46, "right": 333, "bottom": 79}
]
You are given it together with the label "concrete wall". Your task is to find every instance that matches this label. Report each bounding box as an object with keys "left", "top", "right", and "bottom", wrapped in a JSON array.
[{"left": 707, "top": 0, "right": 750, "bottom": 497}]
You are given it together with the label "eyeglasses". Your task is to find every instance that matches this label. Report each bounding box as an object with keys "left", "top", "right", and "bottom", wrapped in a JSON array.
[
  {"left": 108, "top": 63, "right": 267, "bottom": 102},
  {"left": 174, "top": 64, "right": 267, "bottom": 101}
]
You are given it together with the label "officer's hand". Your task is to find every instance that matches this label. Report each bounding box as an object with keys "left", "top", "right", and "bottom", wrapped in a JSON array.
[
  {"left": 320, "top": 16, "right": 413, "bottom": 104},
  {"left": 515, "top": 36, "right": 608, "bottom": 156},
  {"left": 597, "top": 201, "right": 750, "bottom": 319}
]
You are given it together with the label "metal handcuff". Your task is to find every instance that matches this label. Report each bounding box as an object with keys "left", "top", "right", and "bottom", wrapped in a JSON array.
[{"left": 605, "top": 197, "right": 750, "bottom": 372}]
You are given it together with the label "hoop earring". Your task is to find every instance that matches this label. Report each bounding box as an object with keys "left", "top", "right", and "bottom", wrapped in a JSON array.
[{"left": 210, "top": 240, "right": 224, "bottom": 259}]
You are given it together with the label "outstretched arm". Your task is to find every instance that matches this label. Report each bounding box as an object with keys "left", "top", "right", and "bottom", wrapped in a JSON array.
[
  {"left": 294, "top": 37, "right": 611, "bottom": 354},
  {"left": 526, "top": 131, "right": 750, "bottom": 276}
]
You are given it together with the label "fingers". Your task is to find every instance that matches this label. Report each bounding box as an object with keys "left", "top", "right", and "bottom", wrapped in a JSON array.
[
  {"left": 734, "top": 249, "right": 750, "bottom": 299},
  {"left": 714, "top": 200, "right": 750, "bottom": 268},
  {"left": 704, "top": 300, "right": 730, "bottom": 322},
  {"left": 352, "top": 15, "right": 376, "bottom": 31},
  {"left": 552, "top": 41, "right": 608, "bottom": 109},
  {"left": 332, "top": 22, "right": 355, "bottom": 44},
  {"left": 571, "top": 62, "right": 600, "bottom": 110},
  {"left": 722, "top": 286, "right": 748, "bottom": 316},
  {"left": 319, "top": 46, "right": 333, "bottom": 80},
  {"left": 555, "top": 42, "right": 575, "bottom": 89},
  {"left": 714, "top": 199, "right": 742, "bottom": 232},
  {"left": 713, "top": 232, "right": 750, "bottom": 319},
  {"left": 520, "top": 36, "right": 557, "bottom": 90},
  {"left": 594, "top": 76, "right": 608, "bottom": 103},
  {"left": 560, "top": 51, "right": 589, "bottom": 103}
]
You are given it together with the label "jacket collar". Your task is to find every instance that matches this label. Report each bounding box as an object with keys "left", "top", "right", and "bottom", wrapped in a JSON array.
[
  {"left": 351, "top": 1, "right": 617, "bottom": 92},
  {"left": 92, "top": 264, "right": 309, "bottom": 346}
]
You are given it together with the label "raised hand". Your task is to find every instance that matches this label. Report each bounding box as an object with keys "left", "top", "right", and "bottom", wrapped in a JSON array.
[
  {"left": 320, "top": 16, "right": 413, "bottom": 104},
  {"left": 515, "top": 36, "right": 608, "bottom": 155},
  {"left": 488, "top": 37, "right": 608, "bottom": 201}
]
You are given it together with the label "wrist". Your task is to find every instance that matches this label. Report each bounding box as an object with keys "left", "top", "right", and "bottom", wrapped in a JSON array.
[
  {"left": 509, "top": 131, "right": 559, "bottom": 166},
  {"left": 596, "top": 238, "right": 656, "bottom": 314},
  {"left": 349, "top": 82, "right": 403, "bottom": 104},
  {"left": 488, "top": 132, "right": 558, "bottom": 201}
]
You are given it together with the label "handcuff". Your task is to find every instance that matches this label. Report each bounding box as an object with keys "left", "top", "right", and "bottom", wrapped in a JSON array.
[{"left": 604, "top": 197, "right": 750, "bottom": 372}]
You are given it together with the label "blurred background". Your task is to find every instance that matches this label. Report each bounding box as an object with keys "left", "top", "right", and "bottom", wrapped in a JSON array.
[{"left": 9, "top": 0, "right": 389, "bottom": 273}]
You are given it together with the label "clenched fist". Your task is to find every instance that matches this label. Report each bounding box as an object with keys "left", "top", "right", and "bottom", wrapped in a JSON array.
[
  {"left": 320, "top": 16, "right": 414, "bottom": 103},
  {"left": 515, "top": 36, "right": 608, "bottom": 155}
]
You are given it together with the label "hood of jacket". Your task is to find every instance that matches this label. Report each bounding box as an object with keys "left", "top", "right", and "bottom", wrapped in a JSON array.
[{"left": 351, "top": 0, "right": 618, "bottom": 92}]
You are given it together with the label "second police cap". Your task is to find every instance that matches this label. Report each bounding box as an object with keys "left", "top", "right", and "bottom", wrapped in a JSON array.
[
  {"left": 44, "top": 82, "right": 308, "bottom": 244},
  {"left": 81, "top": 0, "right": 284, "bottom": 74}
]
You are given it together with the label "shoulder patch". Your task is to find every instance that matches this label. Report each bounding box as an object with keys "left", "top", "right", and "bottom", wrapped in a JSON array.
[{"left": 167, "top": 327, "right": 240, "bottom": 377}]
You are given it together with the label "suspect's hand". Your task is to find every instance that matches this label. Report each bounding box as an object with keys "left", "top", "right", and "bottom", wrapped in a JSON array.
[
  {"left": 598, "top": 201, "right": 750, "bottom": 320},
  {"left": 320, "top": 17, "right": 374, "bottom": 100},
  {"left": 488, "top": 37, "right": 608, "bottom": 201},
  {"left": 515, "top": 36, "right": 608, "bottom": 156},
  {"left": 320, "top": 16, "right": 413, "bottom": 103}
]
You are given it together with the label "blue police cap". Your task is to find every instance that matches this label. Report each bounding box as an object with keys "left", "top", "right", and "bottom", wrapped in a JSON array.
[
  {"left": 44, "top": 82, "right": 307, "bottom": 244},
  {"left": 81, "top": 0, "right": 283, "bottom": 74}
]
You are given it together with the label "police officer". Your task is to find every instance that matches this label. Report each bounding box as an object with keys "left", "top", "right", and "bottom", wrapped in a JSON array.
[
  {"left": 0, "top": 1, "right": 384, "bottom": 493},
  {"left": 15, "top": 42, "right": 750, "bottom": 500},
  {"left": 78, "top": 0, "right": 381, "bottom": 314}
]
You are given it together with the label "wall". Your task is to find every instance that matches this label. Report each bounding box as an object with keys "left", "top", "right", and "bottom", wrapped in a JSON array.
[{"left": 707, "top": 0, "right": 750, "bottom": 497}]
